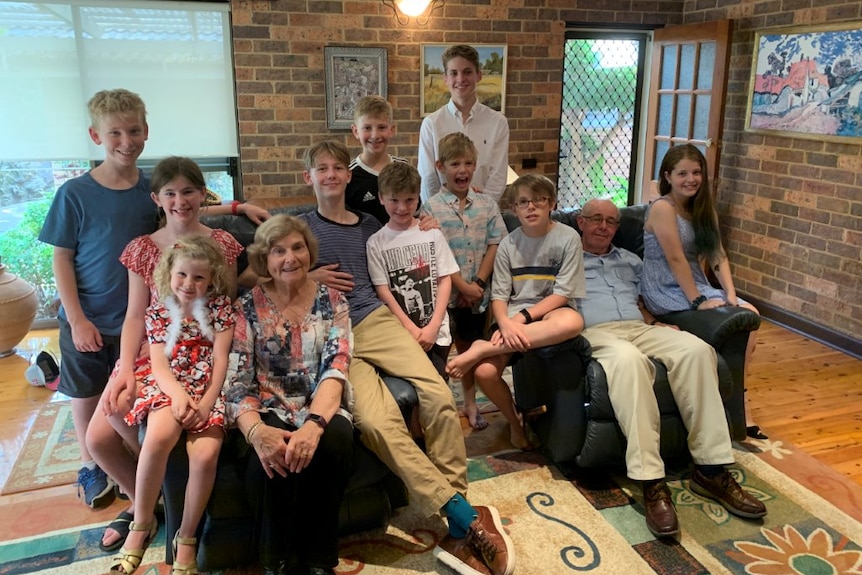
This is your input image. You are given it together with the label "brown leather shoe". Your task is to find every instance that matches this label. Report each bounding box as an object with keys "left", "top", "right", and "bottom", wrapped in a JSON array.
[
  {"left": 434, "top": 505, "right": 515, "bottom": 575},
  {"left": 690, "top": 468, "right": 767, "bottom": 519},
  {"left": 433, "top": 534, "right": 493, "bottom": 575},
  {"left": 642, "top": 480, "right": 679, "bottom": 537}
]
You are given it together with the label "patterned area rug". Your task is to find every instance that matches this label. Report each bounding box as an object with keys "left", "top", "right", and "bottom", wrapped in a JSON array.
[
  {"left": 2, "top": 441, "right": 861, "bottom": 575},
  {"left": 2, "top": 402, "right": 79, "bottom": 495}
]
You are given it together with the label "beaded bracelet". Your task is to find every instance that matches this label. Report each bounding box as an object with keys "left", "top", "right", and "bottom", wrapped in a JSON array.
[{"left": 690, "top": 295, "right": 707, "bottom": 310}]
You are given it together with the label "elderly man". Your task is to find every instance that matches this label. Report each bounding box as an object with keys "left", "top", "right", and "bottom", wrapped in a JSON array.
[{"left": 576, "top": 198, "right": 766, "bottom": 537}]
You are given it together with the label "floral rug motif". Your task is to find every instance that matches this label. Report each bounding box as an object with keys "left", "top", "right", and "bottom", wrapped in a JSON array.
[{"left": 2, "top": 401, "right": 79, "bottom": 495}]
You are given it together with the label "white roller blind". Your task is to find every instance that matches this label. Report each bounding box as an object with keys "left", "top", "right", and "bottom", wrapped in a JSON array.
[{"left": 0, "top": 0, "right": 237, "bottom": 161}]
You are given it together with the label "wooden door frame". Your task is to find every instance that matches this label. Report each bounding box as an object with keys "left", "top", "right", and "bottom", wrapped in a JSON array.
[{"left": 643, "top": 19, "right": 732, "bottom": 195}]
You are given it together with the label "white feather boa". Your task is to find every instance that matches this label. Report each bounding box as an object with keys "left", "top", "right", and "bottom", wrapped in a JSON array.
[{"left": 162, "top": 296, "right": 214, "bottom": 356}]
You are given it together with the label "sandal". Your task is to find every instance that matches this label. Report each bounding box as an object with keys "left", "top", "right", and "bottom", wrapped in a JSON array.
[
  {"left": 172, "top": 530, "right": 199, "bottom": 575},
  {"left": 100, "top": 510, "right": 133, "bottom": 553},
  {"left": 109, "top": 521, "right": 157, "bottom": 575}
]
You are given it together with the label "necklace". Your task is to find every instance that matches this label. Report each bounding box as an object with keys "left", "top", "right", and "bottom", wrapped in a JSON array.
[{"left": 265, "top": 282, "right": 316, "bottom": 325}]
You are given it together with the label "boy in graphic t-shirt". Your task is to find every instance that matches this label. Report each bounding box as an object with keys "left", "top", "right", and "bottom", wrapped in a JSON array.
[{"left": 366, "top": 161, "right": 460, "bottom": 377}]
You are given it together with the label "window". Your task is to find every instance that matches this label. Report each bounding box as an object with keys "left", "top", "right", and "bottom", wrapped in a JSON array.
[
  {"left": 0, "top": 0, "right": 239, "bottom": 322},
  {"left": 558, "top": 31, "right": 648, "bottom": 209}
]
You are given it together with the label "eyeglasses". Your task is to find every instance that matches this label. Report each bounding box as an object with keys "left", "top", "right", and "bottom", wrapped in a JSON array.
[
  {"left": 513, "top": 196, "right": 551, "bottom": 209},
  {"left": 581, "top": 214, "right": 621, "bottom": 227}
]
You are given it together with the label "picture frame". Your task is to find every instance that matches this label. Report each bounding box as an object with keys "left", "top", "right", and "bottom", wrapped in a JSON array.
[
  {"left": 745, "top": 21, "right": 862, "bottom": 142},
  {"left": 324, "top": 46, "right": 388, "bottom": 130},
  {"left": 420, "top": 44, "right": 507, "bottom": 117}
]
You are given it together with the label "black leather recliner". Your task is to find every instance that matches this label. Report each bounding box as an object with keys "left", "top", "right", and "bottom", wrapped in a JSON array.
[{"left": 504, "top": 204, "right": 760, "bottom": 470}]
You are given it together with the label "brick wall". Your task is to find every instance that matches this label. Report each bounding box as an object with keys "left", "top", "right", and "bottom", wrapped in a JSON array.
[
  {"left": 682, "top": 1, "right": 862, "bottom": 341},
  {"left": 230, "top": 0, "right": 862, "bottom": 342},
  {"left": 230, "top": 0, "right": 680, "bottom": 197}
]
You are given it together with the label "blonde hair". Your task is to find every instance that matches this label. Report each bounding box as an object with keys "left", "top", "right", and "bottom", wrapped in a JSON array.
[
  {"left": 437, "top": 132, "right": 477, "bottom": 164},
  {"left": 378, "top": 162, "right": 421, "bottom": 197},
  {"left": 302, "top": 140, "right": 351, "bottom": 172},
  {"left": 246, "top": 215, "right": 319, "bottom": 280},
  {"left": 87, "top": 89, "right": 147, "bottom": 129},
  {"left": 153, "top": 235, "right": 231, "bottom": 301},
  {"left": 354, "top": 95, "right": 392, "bottom": 123}
]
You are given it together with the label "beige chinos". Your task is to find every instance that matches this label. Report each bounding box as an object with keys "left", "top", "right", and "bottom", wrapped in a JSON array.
[
  {"left": 349, "top": 305, "right": 468, "bottom": 517},
  {"left": 582, "top": 320, "right": 734, "bottom": 481}
]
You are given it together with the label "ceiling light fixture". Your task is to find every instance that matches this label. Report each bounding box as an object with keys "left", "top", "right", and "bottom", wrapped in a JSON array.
[{"left": 381, "top": 0, "right": 444, "bottom": 26}]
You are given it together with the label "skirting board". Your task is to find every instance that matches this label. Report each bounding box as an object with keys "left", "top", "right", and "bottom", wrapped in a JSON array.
[{"left": 742, "top": 294, "right": 862, "bottom": 361}]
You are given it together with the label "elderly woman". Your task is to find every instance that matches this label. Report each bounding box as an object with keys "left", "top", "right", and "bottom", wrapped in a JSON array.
[{"left": 224, "top": 215, "right": 354, "bottom": 575}]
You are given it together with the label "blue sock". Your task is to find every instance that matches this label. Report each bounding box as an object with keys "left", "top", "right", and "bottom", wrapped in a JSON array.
[{"left": 442, "top": 493, "right": 477, "bottom": 538}]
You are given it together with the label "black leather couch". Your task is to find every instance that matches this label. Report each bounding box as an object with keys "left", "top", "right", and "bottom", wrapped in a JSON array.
[
  {"left": 503, "top": 204, "right": 760, "bottom": 471},
  {"left": 158, "top": 201, "right": 421, "bottom": 570}
]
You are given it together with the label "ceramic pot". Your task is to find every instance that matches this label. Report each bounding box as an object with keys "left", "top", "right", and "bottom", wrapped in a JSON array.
[{"left": 0, "top": 261, "right": 39, "bottom": 358}]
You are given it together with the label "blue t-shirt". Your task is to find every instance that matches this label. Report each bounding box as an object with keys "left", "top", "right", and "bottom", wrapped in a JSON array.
[
  {"left": 38, "top": 170, "right": 159, "bottom": 334},
  {"left": 301, "top": 209, "right": 384, "bottom": 326}
]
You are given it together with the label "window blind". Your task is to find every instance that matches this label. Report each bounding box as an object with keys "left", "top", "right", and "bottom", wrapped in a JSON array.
[{"left": 0, "top": 0, "right": 237, "bottom": 161}]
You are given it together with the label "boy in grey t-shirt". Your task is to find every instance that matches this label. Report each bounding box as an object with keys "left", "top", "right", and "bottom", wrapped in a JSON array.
[{"left": 446, "top": 173, "right": 585, "bottom": 450}]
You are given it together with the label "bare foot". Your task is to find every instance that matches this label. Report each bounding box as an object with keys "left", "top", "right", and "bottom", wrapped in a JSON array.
[
  {"left": 510, "top": 423, "right": 533, "bottom": 451},
  {"left": 465, "top": 404, "right": 489, "bottom": 430},
  {"left": 446, "top": 348, "right": 482, "bottom": 379}
]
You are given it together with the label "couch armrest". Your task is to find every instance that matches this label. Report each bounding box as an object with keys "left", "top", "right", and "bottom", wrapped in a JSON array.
[{"left": 657, "top": 307, "right": 760, "bottom": 349}]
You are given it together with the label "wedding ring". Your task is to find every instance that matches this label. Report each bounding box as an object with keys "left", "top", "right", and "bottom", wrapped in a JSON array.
[{"left": 269, "top": 463, "right": 275, "bottom": 468}]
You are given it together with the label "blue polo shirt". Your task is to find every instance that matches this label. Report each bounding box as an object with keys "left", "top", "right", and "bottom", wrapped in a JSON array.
[{"left": 580, "top": 245, "right": 644, "bottom": 328}]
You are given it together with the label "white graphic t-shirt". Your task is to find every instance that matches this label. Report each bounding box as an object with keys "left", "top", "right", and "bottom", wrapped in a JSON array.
[{"left": 367, "top": 223, "right": 460, "bottom": 346}]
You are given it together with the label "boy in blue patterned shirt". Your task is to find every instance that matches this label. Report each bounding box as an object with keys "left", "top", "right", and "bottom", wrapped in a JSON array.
[{"left": 420, "top": 132, "right": 507, "bottom": 430}]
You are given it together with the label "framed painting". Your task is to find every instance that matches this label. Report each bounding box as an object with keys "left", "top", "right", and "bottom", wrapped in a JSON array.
[
  {"left": 745, "top": 21, "right": 862, "bottom": 142},
  {"left": 420, "top": 44, "right": 507, "bottom": 116},
  {"left": 324, "top": 46, "right": 388, "bottom": 130}
]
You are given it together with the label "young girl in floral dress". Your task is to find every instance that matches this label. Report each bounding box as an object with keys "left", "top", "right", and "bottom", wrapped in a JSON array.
[{"left": 110, "top": 235, "right": 235, "bottom": 575}]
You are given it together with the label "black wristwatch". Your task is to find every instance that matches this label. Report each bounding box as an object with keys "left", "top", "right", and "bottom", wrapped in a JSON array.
[
  {"left": 473, "top": 276, "right": 487, "bottom": 290},
  {"left": 306, "top": 413, "right": 328, "bottom": 430}
]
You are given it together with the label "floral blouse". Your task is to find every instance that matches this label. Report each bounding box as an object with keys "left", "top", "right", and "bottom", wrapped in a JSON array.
[{"left": 224, "top": 282, "right": 354, "bottom": 429}]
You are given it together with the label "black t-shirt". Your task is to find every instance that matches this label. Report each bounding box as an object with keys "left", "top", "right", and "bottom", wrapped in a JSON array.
[{"left": 345, "top": 155, "right": 408, "bottom": 225}]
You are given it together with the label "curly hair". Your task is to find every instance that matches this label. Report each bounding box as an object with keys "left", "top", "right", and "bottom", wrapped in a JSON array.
[
  {"left": 658, "top": 144, "right": 721, "bottom": 261},
  {"left": 153, "top": 235, "right": 231, "bottom": 301},
  {"left": 246, "top": 215, "right": 319, "bottom": 280}
]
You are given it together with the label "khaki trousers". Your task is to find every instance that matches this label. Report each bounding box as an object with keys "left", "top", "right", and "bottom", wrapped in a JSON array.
[
  {"left": 349, "top": 306, "right": 468, "bottom": 516},
  {"left": 582, "top": 320, "right": 734, "bottom": 480}
]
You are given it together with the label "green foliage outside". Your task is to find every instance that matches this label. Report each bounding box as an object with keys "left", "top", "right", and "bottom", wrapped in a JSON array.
[
  {"left": 0, "top": 192, "right": 57, "bottom": 318},
  {"left": 588, "top": 157, "right": 629, "bottom": 205},
  {"left": 559, "top": 38, "right": 638, "bottom": 208}
]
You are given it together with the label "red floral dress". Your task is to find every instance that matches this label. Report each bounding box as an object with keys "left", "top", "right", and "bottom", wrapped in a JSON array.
[
  {"left": 125, "top": 295, "right": 236, "bottom": 431},
  {"left": 111, "top": 229, "right": 243, "bottom": 380}
]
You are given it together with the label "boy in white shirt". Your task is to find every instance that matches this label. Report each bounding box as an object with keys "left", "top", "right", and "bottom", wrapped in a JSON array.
[
  {"left": 418, "top": 44, "right": 510, "bottom": 203},
  {"left": 366, "top": 162, "right": 460, "bottom": 377}
]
